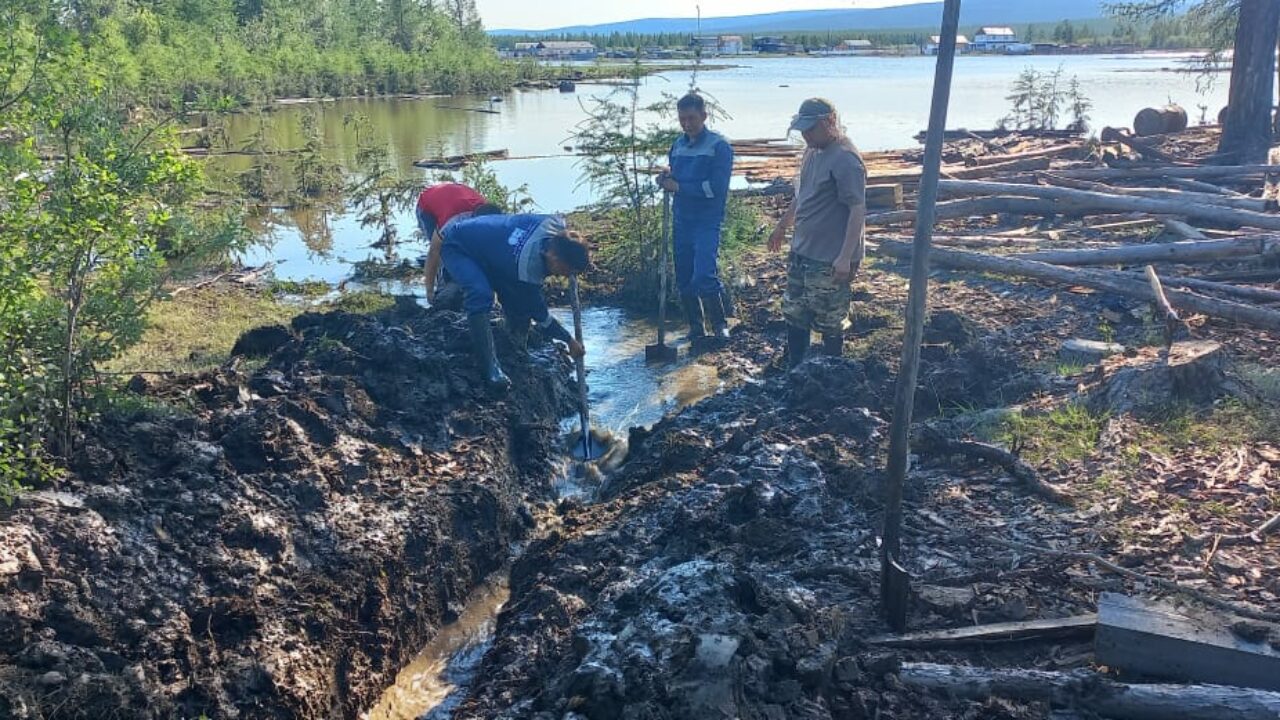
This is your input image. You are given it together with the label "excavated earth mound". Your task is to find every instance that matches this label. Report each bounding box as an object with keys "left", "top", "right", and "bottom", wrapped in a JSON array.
[{"left": 0, "top": 305, "right": 574, "bottom": 719}]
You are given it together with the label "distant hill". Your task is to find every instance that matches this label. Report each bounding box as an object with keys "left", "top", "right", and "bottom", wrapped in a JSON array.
[{"left": 489, "top": 0, "right": 1114, "bottom": 35}]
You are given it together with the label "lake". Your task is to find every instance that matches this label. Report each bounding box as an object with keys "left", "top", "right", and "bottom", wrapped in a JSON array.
[{"left": 232, "top": 53, "right": 1230, "bottom": 287}]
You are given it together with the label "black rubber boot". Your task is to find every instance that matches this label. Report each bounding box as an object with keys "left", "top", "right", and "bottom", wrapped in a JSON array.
[
  {"left": 702, "top": 293, "right": 731, "bottom": 340},
  {"left": 787, "top": 324, "right": 811, "bottom": 368},
  {"left": 682, "top": 293, "right": 706, "bottom": 341},
  {"left": 468, "top": 313, "right": 511, "bottom": 392},
  {"left": 823, "top": 332, "right": 844, "bottom": 357}
]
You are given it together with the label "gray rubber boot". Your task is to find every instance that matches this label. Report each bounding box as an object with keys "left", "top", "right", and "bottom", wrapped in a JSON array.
[
  {"left": 702, "top": 293, "right": 731, "bottom": 340},
  {"left": 468, "top": 313, "right": 511, "bottom": 392},
  {"left": 682, "top": 293, "right": 706, "bottom": 341}
]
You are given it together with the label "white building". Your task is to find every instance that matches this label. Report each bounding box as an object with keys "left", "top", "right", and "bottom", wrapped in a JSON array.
[
  {"left": 973, "top": 26, "right": 1019, "bottom": 52},
  {"left": 923, "top": 35, "right": 970, "bottom": 55},
  {"left": 534, "top": 41, "right": 598, "bottom": 60},
  {"left": 691, "top": 35, "right": 743, "bottom": 55}
]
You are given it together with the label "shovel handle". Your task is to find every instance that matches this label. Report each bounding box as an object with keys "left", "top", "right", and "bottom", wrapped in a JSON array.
[
  {"left": 657, "top": 191, "right": 672, "bottom": 347},
  {"left": 568, "top": 275, "right": 590, "bottom": 452}
]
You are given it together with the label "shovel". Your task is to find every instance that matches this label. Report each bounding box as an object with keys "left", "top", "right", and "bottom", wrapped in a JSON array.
[
  {"left": 567, "top": 275, "right": 600, "bottom": 460},
  {"left": 645, "top": 191, "right": 679, "bottom": 365}
]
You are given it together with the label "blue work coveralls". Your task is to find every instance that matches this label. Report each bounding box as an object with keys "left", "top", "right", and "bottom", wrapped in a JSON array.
[
  {"left": 668, "top": 129, "right": 734, "bottom": 298},
  {"left": 441, "top": 214, "right": 563, "bottom": 329}
]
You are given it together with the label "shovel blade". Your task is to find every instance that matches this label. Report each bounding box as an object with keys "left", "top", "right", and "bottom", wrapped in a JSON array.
[{"left": 644, "top": 343, "right": 679, "bottom": 364}]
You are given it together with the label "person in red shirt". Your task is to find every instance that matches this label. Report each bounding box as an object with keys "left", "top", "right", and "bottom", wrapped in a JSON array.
[{"left": 417, "top": 183, "right": 497, "bottom": 302}]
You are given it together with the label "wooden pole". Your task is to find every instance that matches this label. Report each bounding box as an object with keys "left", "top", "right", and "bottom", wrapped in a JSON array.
[{"left": 881, "top": 0, "right": 962, "bottom": 632}]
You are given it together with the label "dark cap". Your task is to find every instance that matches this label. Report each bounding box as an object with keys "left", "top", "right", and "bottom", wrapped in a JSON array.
[{"left": 789, "top": 97, "right": 835, "bottom": 132}]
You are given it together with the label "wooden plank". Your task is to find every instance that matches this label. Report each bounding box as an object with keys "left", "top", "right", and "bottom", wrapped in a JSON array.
[
  {"left": 899, "top": 662, "right": 1280, "bottom": 720},
  {"left": 867, "top": 183, "right": 904, "bottom": 210},
  {"left": 1095, "top": 593, "right": 1280, "bottom": 692},
  {"left": 868, "top": 614, "right": 1097, "bottom": 648}
]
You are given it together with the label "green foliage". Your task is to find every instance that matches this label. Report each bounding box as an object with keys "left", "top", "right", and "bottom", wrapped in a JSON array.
[
  {"left": 292, "top": 110, "right": 343, "bottom": 199},
  {"left": 998, "top": 66, "right": 1093, "bottom": 132},
  {"left": 457, "top": 161, "right": 535, "bottom": 213},
  {"left": 344, "top": 113, "right": 418, "bottom": 252},
  {"left": 0, "top": 3, "right": 236, "bottom": 492}
]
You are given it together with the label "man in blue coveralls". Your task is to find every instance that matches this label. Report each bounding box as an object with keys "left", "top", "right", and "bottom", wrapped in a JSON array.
[
  {"left": 441, "top": 213, "right": 589, "bottom": 392},
  {"left": 657, "top": 92, "right": 735, "bottom": 342}
]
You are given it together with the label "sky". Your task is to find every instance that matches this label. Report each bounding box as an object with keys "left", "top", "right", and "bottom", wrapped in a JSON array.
[{"left": 477, "top": 0, "right": 922, "bottom": 31}]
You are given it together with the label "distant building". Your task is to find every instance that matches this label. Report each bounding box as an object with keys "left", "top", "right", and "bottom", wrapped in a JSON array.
[
  {"left": 512, "top": 42, "right": 540, "bottom": 58},
  {"left": 753, "top": 35, "right": 804, "bottom": 54},
  {"left": 923, "top": 35, "right": 969, "bottom": 55},
  {"left": 973, "top": 26, "right": 1019, "bottom": 52},
  {"left": 691, "top": 35, "right": 743, "bottom": 55},
  {"left": 836, "top": 39, "right": 875, "bottom": 55},
  {"left": 532, "top": 41, "right": 598, "bottom": 60}
]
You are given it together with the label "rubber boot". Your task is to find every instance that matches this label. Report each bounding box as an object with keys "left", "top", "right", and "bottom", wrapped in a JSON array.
[
  {"left": 468, "top": 313, "right": 511, "bottom": 392},
  {"left": 787, "top": 324, "right": 811, "bottom": 369},
  {"left": 682, "top": 293, "right": 706, "bottom": 341},
  {"left": 702, "top": 293, "right": 731, "bottom": 340},
  {"left": 823, "top": 332, "right": 844, "bottom": 358}
]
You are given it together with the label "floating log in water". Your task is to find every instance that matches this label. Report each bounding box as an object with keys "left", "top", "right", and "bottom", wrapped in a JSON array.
[{"left": 414, "top": 149, "right": 509, "bottom": 170}]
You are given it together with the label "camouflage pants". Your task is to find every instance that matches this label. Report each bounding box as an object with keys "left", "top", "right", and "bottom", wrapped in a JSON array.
[{"left": 783, "top": 253, "right": 851, "bottom": 335}]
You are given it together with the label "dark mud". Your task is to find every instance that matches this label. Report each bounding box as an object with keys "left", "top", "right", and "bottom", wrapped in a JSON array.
[
  {"left": 0, "top": 303, "right": 575, "bottom": 719},
  {"left": 452, "top": 358, "right": 1093, "bottom": 720}
]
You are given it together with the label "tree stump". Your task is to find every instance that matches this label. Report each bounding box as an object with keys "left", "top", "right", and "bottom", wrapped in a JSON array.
[{"left": 1088, "top": 341, "right": 1239, "bottom": 416}]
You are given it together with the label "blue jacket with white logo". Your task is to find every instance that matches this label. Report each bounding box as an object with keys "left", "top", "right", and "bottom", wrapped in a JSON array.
[
  {"left": 442, "top": 213, "right": 564, "bottom": 323},
  {"left": 668, "top": 129, "right": 734, "bottom": 221}
]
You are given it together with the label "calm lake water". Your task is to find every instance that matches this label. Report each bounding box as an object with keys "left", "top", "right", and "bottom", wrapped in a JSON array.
[{"left": 233, "top": 53, "right": 1229, "bottom": 286}]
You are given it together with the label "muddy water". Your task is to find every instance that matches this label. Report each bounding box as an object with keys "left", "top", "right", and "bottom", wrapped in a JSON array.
[
  {"left": 363, "top": 576, "right": 510, "bottom": 720},
  {"left": 366, "top": 306, "right": 719, "bottom": 719}
]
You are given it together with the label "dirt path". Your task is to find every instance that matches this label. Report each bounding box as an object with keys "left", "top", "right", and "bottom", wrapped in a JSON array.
[{"left": 0, "top": 304, "right": 574, "bottom": 718}]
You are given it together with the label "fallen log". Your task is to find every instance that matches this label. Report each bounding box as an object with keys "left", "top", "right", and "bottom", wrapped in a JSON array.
[
  {"left": 868, "top": 157, "right": 1053, "bottom": 186},
  {"left": 1161, "top": 218, "right": 1208, "bottom": 240},
  {"left": 1167, "top": 177, "right": 1246, "bottom": 196},
  {"left": 915, "top": 427, "right": 1074, "bottom": 504},
  {"left": 868, "top": 615, "right": 1097, "bottom": 648},
  {"left": 1118, "top": 271, "right": 1280, "bottom": 304},
  {"left": 898, "top": 662, "right": 1280, "bottom": 720},
  {"left": 413, "top": 148, "right": 509, "bottom": 169},
  {"left": 965, "top": 143, "right": 1081, "bottom": 167},
  {"left": 938, "top": 179, "right": 1280, "bottom": 231},
  {"left": 1011, "top": 236, "right": 1276, "bottom": 266},
  {"left": 1051, "top": 164, "right": 1280, "bottom": 181},
  {"left": 868, "top": 197, "right": 1065, "bottom": 226},
  {"left": 873, "top": 239, "right": 1280, "bottom": 333},
  {"left": 1038, "top": 174, "right": 1272, "bottom": 212},
  {"left": 1102, "top": 126, "right": 1185, "bottom": 164}
]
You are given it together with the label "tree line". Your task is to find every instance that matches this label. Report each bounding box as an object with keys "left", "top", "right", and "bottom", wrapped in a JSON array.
[
  {"left": 494, "top": 18, "right": 1221, "bottom": 51},
  {"left": 20, "top": 0, "right": 527, "bottom": 108}
]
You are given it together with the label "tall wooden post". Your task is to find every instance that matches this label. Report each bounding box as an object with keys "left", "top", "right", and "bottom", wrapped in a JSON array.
[
  {"left": 1219, "top": 0, "right": 1280, "bottom": 163},
  {"left": 880, "top": 0, "right": 963, "bottom": 632}
]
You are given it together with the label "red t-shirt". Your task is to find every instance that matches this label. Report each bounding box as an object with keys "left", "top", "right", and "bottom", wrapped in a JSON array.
[{"left": 416, "top": 183, "right": 485, "bottom": 227}]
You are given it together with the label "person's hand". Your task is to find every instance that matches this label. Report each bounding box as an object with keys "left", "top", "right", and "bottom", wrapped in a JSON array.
[
  {"left": 659, "top": 175, "right": 679, "bottom": 193},
  {"left": 768, "top": 225, "right": 787, "bottom": 253},
  {"left": 565, "top": 339, "right": 586, "bottom": 359},
  {"left": 832, "top": 257, "right": 854, "bottom": 283}
]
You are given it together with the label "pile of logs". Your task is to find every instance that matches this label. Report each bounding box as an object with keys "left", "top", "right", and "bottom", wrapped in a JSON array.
[{"left": 826, "top": 124, "right": 1280, "bottom": 335}]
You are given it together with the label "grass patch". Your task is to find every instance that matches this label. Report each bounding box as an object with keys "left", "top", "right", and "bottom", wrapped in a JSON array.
[
  {"left": 1137, "top": 399, "right": 1280, "bottom": 456},
  {"left": 269, "top": 279, "right": 331, "bottom": 297},
  {"left": 106, "top": 287, "right": 306, "bottom": 375},
  {"left": 106, "top": 285, "right": 398, "bottom": 375},
  {"left": 994, "top": 403, "right": 1107, "bottom": 466},
  {"left": 330, "top": 290, "right": 396, "bottom": 315}
]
